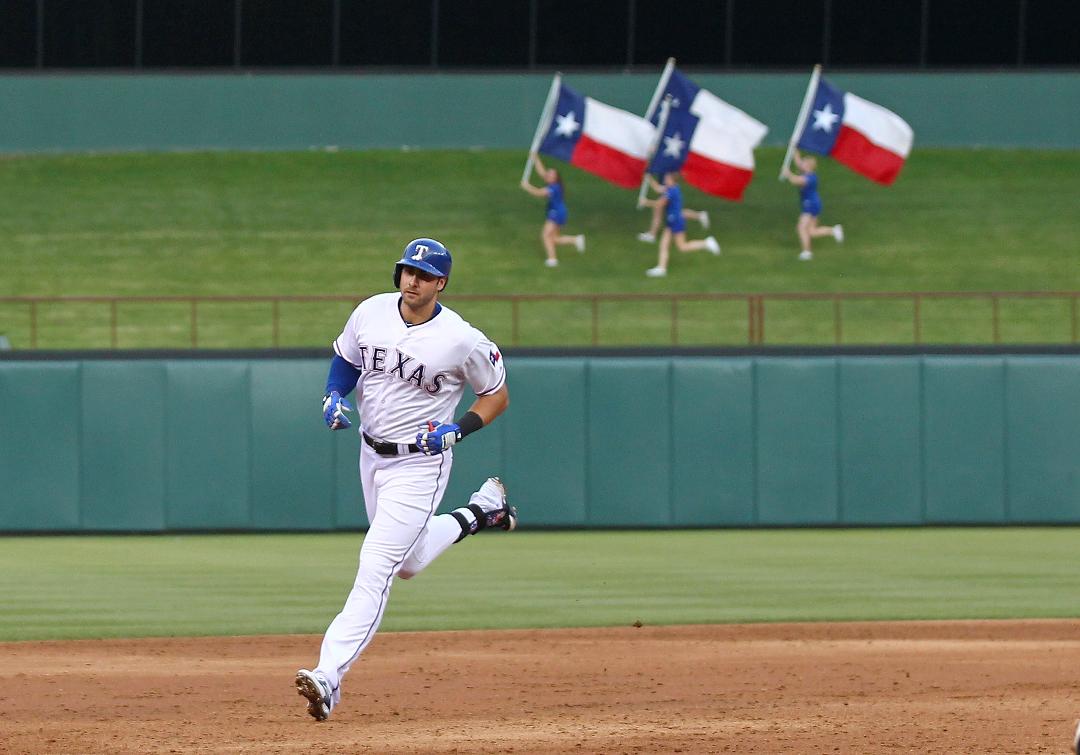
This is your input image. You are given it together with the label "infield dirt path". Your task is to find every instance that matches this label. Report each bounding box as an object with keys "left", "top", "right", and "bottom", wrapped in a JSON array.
[{"left": 1, "top": 621, "right": 1078, "bottom": 754}]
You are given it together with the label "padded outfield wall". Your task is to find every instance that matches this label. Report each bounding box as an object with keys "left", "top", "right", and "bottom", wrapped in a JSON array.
[
  {"left": 0, "top": 72, "right": 1078, "bottom": 153},
  {"left": 2, "top": 351, "right": 1080, "bottom": 532}
]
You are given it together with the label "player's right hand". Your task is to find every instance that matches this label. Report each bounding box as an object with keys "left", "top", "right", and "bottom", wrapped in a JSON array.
[{"left": 322, "top": 391, "right": 352, "bottom": 430}]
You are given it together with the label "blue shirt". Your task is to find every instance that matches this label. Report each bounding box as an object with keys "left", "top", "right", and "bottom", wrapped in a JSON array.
[
  {"left": 665, "top": 185, "right": 683, "bottom": 216},
  {"left": 546, "top": 182, "right": 566, "bottom": 215},
  {"left": 664, "top": 184, "right": 686, "bottom": 232},
  {"left": 799, "top": 172, "right": 823, "bottom": 215},
  {"left": 799, "top": 173, "right": 820, "bottom": 205},
  {"left": 545, "top": 181, "right": 568, "bottom": 225}
]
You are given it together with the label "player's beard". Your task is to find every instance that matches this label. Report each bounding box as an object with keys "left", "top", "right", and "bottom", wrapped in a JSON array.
[{"left": 400, "top": 286, "right": 438, "bottom": 317}]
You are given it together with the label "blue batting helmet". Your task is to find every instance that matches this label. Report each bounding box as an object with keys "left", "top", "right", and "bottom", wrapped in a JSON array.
[{"left": 393, "top": 238, "right": 453, "bottom": 289}]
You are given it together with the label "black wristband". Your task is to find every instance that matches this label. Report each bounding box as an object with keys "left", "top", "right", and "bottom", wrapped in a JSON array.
[{"left": 454, "top": 410, "right": 484, "bottom": 439}]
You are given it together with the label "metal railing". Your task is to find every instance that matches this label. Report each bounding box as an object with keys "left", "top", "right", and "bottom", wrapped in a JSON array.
[{"left": 1, "top": 291, "right": 1079, "bottom": 350}]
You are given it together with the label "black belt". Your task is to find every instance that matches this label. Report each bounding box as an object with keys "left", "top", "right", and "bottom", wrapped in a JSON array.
[{"left": 362, "top": 431, "right": 421, "bottom": 456}]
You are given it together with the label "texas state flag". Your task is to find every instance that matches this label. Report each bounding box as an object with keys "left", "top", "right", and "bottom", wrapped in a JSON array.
[
  {"left": 538, "top": 82, "right": 654, "bottom": 190},
  {"left": 646, "top": 69, "right": 767, "bottom": 201},
  {"left": 797, "top": 77, "right": 914, "bottom": 185},
  {"left": 648, "top": 110, "right": 758, "bottom": 201},
  {"left": 649, "top": 68, "right": 768, "bottom": 150}
]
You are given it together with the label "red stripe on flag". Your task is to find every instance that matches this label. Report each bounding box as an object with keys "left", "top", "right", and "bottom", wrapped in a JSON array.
[
  {"left": 832, "top": 126, "right": 907, "bottom": 185},
  {"left": 682, "top": 152, "right": 755, "bottom": 201},
  {"left": 571, "top": 135, "right": 647, "bottom": 189}
]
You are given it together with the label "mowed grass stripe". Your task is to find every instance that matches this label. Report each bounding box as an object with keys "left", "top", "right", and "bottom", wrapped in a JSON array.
[{"left": 1, "top": 529, "right": 1077, "bottom": 641}]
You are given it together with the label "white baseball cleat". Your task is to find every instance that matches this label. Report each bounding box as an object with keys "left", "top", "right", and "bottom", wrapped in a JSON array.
[
  {"left": 798, "top": 250, "right": 813, "bottom": 261},
  {"left": 704, "top": 236, "right": 721, "bottom": 255},
  {"left": 575, "top": 235, "right": 586, "bottom": 253},
  {"left": 699, "top": 210, "right": 710, "bottom": 230},
  {"left": 1073, "top": 719, "right": 1080, "bottom": 754},
  {"left": 544, "top": 258, "right": 558, "bottom": 268},
  {"left": 295, "top": 669, "right": 333, "bottom": 721},
  {"left": 833, "top": 224, "right": 844, "bottom": 243},
  {"left": 645, "top": 266, "right": 667, "bottom": 278},
  {"left": 637, "top": 232, "right": 656, "bottom": 243},
  {"left": 468, "top": 477, "right": 517, "bottom": 531}
]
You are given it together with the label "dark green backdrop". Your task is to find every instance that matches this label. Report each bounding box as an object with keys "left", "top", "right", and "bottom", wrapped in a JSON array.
[
  {"left": 2, "top": 72, "right": 1078, "bottom": 153},
  {"left": 2, "top": 353, "right": 1079, "bottom": 531}
]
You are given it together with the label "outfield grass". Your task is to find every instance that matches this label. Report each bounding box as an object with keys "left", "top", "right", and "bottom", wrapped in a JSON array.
[
  {"left": 1, "top": 148, "right": 1078, "bottom": 348},
  {"left": 1, "top": 528, "right": 1077, "bottom": 641}
]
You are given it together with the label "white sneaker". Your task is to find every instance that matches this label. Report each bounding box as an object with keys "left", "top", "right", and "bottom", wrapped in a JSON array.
[
  {"left": 1072, "top": 718, "right": 1080, "bottom": 755},
  {"left": 544, "top": 258, "right": 558, "bottom": 268},
  {"left": 833, "top": 224, "right": 844, "bottom": 243},
  {"left": 637, "top": 232, "right": 655, "bottom": 243},
  {"left": 798, "top": 250, "right": 813, "bottom": 261},
  {"left": 645, "top": 266, "right": 667, "bottom": 277},
  {"left": 704, "top": 236, "right": 721, "bottom": 255},
  {"left": 295, "top": 669, "right": 333, "bottom": 721},
  {"left": 575, "top": 235, "right": 586, "bottom": 253},
  {"left": 699, "top": 211, "right": 710, "bottom": 230},
  {"left": 468, "top": 477, "right": 517, "bottom": 531}
]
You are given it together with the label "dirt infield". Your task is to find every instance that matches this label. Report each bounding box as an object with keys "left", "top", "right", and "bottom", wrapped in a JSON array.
[{"left": 2, "top": 620, "right": 1078, "bottom": 754}]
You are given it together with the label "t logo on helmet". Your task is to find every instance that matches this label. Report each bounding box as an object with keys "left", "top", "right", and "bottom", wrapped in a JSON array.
[{"left": 411, "top": 245, "right": 428, "bottom": 260}]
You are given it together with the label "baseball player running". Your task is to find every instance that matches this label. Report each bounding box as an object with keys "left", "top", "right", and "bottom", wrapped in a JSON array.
[{"left": 295, "top": 237, "right": 516, "bottom": 721}]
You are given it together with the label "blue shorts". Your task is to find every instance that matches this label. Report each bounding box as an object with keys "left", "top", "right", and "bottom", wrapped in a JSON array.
[
  {"left": 546, "top": 208, "right": 567, "bottom": 225},
  {"left": 801, "top": 198, "right": 822, "bottom": 217},
  {"left": 665, "top": 212, "right": 686, "bottom": 233}
]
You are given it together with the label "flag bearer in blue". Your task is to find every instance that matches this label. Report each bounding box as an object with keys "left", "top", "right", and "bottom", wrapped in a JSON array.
[
  {"left": 520, "top": 152, "right": 586, "bottom": 268},
  {"left": 781, "top": 149, "right": 844, "bottom": 261},
  {"left": 642, "top": 172, "right": 720, "bottom": 278},
  {"left": 637, "top": 189, "right": 710, "bottom": 245}
]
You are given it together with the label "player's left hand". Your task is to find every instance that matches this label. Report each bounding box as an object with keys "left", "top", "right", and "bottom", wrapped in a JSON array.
[
  {"left": 416, "top": 421, "right": 461, "bottom": 455},
  {"left": 323, "top": 391, "right": 353, "bottom": 430}
]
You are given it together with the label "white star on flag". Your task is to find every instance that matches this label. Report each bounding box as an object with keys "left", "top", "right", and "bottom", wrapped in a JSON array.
[
  {"left": 812, "top": 103, "right": 840, "bottom": 132},
  {"left": 554, "top": 111, "right": 580, "bottom": 138},
  {"left": 662, "top": 132, "right": 685, "bottom": 159}
]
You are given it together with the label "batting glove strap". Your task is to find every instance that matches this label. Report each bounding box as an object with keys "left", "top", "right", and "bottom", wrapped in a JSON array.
[
  {"left": 415, "top": 422, "right": 461, "bottom": 455},
  {"left": 322, "top": 391, "right": 353, "bottom": 430}
]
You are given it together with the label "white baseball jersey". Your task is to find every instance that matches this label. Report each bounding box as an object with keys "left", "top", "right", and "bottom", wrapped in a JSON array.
[{"left": 332, "top": 293, "right": 506, "bottom": 443}]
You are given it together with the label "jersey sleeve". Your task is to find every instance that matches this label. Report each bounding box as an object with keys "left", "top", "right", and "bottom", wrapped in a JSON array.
[
  {"left": 332, "top": 304, "right": 366, "bottom": 368},
  {"left": 462, "top": 334, "right": 507, "bottom": 396}
]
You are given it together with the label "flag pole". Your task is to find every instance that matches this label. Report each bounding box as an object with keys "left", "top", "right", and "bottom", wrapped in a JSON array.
[
  {"left": 637, "top": 58, "right": 675, "bottom": 205},
  {"left": 522, "top": 73, "right": 562, "bottom": 184},
  {"left": 779, "top": 64, "right": 821, "bottom": 180},
  {"left": 644, "top": 57, "right": 675, "bottom": 122},
  {"left": 637, "top": 97, "right": 672, "bottom": 208}
]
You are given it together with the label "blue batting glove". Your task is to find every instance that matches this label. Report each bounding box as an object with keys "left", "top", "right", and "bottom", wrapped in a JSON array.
[
  {"left": 416, "top": 421, "right": 461, "bottom": 455},
  {"left": 322, "top": 391, "right": 353, "bottom": 430}
]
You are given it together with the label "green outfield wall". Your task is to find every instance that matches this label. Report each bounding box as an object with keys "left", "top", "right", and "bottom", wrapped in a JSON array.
[
  {"left": 2, "top": 353, "right": 1079, "bottom": 532},
  {"left": 0, "top": 72, "right": 1077, "bottom": 153}
]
